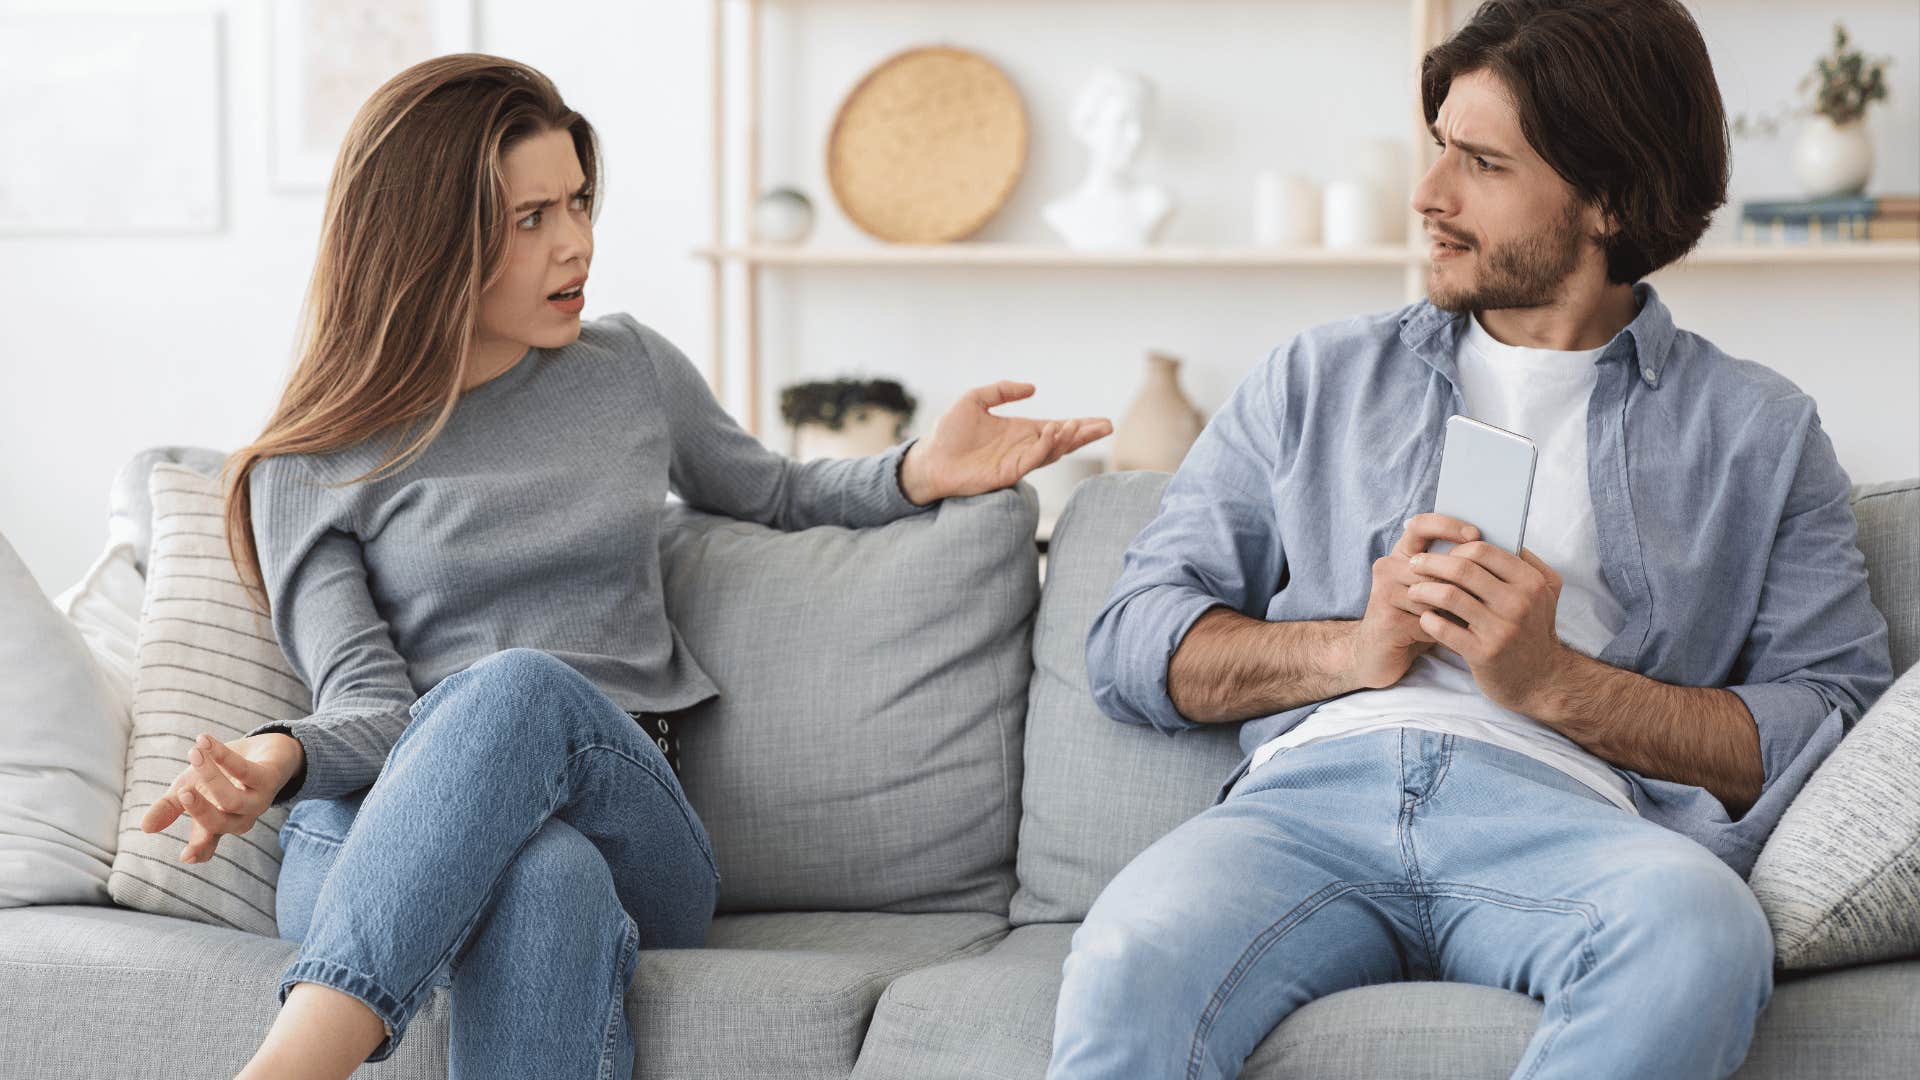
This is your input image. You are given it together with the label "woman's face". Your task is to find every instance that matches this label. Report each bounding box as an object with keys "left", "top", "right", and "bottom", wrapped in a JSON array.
[{"left": 474, "top": 127, "right": 595, "bottom": 358}]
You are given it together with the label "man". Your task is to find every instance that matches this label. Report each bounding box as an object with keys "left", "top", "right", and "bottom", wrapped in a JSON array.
[{"left": 1048, "top": 2, "right": 1895, "bottom": 1078}]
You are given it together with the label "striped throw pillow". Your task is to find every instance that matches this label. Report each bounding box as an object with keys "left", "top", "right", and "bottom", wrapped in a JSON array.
[{"left": 109, "top": 462, "right": 305, "bottom": 936}]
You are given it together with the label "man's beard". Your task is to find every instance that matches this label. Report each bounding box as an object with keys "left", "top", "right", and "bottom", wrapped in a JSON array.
[{"left": 1428, "top": 200, "right": 1589, "bottom": 314}]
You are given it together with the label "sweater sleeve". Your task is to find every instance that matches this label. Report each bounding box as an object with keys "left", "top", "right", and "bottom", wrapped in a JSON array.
[
  {"left": 620, "top": 313, "right": 935, "bottom": 530},
  {"left": 241, "top": 454, "right": 418, "bottom": 806}
]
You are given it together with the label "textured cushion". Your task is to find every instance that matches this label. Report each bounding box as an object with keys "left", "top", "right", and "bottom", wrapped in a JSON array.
[
  {"left": 849, "top": 922, "right": 1920, "bottom": 1079},
  {"left": 0, "top": 903, "right": 1007, "bottom": 1080},
  {"left": 1011, "top": 472, "right": 1244, "bottom": 925},
  {"left": 0, "top": 531, "right": 128, "bottom": 907},
  {"left": 109, "top": 463, "right": 299, "bottom": 935},
  {"left": 1751, "top": 660, "right": 1920, "bottom": 970},
  {"left": 657, "top": 484, "right": 1038, "bottom": 914},
  {"left": 1850, "top": 478, "right": 1919, "bottom": 675}
]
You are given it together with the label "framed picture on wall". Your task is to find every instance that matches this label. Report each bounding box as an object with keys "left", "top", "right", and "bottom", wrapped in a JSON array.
[
  {"left": 271, "top": 0, "right": 476, "bottom": 191},
  {"left": 0, "top": 11, "right": 225, "bottom": 233}
]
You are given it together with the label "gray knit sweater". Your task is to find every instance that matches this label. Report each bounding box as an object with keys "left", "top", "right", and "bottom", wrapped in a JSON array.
[{"left": 243, "top": 313, "right": 930, "bottom": 806}]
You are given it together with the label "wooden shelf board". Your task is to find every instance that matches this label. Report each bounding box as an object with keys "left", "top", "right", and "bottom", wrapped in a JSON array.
[{"left": 695, "top": 241, "right": 1920, "bottom": 269}]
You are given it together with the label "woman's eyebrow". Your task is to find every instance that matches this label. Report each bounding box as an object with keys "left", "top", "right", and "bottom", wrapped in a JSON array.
[{"left": 512, "top": 182, "right": 592, "bottom": 213}]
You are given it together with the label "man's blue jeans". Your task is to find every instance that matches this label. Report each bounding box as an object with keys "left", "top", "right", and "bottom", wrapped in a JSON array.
[
  {"left": 1048, "top": 728, "right": 1774, "bottom": 1080},
  {"left": 272, "top": 648, "right": 720, "bottom": 1077}
]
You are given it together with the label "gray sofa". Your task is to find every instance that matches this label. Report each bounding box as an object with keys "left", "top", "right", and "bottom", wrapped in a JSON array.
[{"left": 4, "top": 451, "right": 1916, "bottom": 1078}]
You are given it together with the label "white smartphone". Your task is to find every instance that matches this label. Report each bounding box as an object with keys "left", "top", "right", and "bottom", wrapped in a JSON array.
[{"left": 1426, "top": 414, "right": 1536, "bottom": 556}]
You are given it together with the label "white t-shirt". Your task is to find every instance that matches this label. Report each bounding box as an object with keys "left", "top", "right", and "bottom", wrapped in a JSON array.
[{"left": 1246, "top": 311, "right": 1636, "bottom": 813}]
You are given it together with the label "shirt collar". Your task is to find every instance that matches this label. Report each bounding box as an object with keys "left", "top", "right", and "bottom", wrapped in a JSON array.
[{"left": 1398, "top": 280, "right": 1677, "bottom": 390}]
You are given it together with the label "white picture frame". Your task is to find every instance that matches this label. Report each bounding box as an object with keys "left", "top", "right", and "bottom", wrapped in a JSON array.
[
  {"left": 270, "top": 0, "right": 476, "bottom": 191},
  {"left": 0, "top": 12, "right": 225, "bottom": 234}
]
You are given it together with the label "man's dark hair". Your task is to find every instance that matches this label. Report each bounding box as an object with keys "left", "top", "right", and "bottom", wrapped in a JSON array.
[{"left": 1421, "top": 0, "right": 1730, "bottom": 284}]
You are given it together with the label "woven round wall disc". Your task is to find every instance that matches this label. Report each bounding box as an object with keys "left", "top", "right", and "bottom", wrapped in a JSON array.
[{"left": 827, "top": 46, "right": 1029, "bottom": 244}]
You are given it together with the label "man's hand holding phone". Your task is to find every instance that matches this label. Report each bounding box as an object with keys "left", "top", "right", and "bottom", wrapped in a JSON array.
[
  {"left": 1406, "top": 533, "right": 1569, "bottom": 716},
  {"left": 1348, "top": 514, "right": 1482, "bottom": 690}
]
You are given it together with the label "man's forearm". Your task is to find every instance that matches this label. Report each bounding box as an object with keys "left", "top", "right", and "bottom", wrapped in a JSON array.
[
  {"left": 1167, "top": 607, "right": 1364, "bottom": 724},
  {"left": 1530, "top": 648, "right": 1763, "bottom": 817}
]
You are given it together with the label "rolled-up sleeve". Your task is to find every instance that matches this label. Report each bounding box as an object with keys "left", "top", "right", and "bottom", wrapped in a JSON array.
[
  {"left": 1085, "top": 346, "right": 1290, "bottom": 736},
  {"left": 1725, "top": 405, "right": 1894, "bottom": 792}
]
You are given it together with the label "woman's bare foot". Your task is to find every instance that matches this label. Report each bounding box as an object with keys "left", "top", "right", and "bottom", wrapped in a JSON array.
[{"left": 235, "top": 982, "right": 390, "bottom": 1080}]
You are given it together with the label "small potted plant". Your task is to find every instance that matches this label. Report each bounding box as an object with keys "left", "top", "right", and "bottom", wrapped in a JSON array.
[
  {"left": 1735, "top": 22, "right": 1893, "bottom": 199},
  {"left": 778, "top": 378, "right": 918, "bottom": 460}
]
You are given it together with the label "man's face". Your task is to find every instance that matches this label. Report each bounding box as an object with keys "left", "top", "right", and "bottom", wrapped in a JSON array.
[{"left": 1412, "top": 69, "right": 1607, "bottom": 313}]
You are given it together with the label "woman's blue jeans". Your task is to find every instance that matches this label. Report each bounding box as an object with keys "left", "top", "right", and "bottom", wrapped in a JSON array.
[
  {"left": 272, "top": 648, "right": 720, "bottom": 1077},
  {"left": 1047, "top": 728, "right": 1775, "bottom": 1080}
]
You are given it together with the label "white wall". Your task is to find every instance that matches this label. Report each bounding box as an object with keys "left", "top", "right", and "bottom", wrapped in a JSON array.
[{"left": 4, "top": 0, "right": 1917, "bottom": 595}]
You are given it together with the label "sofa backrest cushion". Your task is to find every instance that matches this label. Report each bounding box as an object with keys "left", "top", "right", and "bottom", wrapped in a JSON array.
[
  {"left": 658, "top": 484, "right": 1038, "bottom": 915},
  {"left": 1014, "top": 472, "right": 1920, "bottom": 926},
  {"left": 1851, "top": 478, "right": 1919, "bottom": 676},
  {"left": 1012, "top": 472, "right": 1244, "bottom": 925}
]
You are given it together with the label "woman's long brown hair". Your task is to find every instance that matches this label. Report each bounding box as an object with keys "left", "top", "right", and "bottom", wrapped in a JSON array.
[{"left": 219, "top": 54, "right": 600, "bottom": 616}]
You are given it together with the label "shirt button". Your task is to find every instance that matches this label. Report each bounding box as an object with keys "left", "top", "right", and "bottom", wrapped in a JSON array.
[{"left": 1642, "top": 367, "right": 1659, "bottom": 387}]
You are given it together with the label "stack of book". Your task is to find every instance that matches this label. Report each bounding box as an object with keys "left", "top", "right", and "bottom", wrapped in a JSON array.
[{"left": 1738, "top": 194, "right": 1920, "bottom": 243}]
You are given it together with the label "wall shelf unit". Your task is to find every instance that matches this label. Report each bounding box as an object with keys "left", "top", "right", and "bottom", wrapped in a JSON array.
[{"left": 702, "top": 0, "right": 1920, "bottom": 435}]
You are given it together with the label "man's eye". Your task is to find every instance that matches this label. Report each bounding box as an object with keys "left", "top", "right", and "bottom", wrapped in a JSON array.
[
  {"left": 517, "top": 209, "right": 541, "bottom": 229},
  {"left": 1474, "top": 157, "right": 1496, "bottom": 173}
]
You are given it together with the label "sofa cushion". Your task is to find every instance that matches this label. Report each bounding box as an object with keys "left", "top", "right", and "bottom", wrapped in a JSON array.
[
  {"left": 1011, "top": 472, "right": 1243, "bottom": 925},
  {"left": 849, "top": 922, "right": 1920, "bottom": 1079},
  {"left": 0, "top": 530, "right": 128, "bottom": 907},
  {"left": 0, "top": 904, "right": 1007, "bottom": 1080},
  {"left": 1751, "top": 659, "right": 1920, "bottom": 970},
  {"left": 657, "top": 484, "right": 1038, "bottom": 915},
  {"left": 1851, "top": 478, "right": 1919, "bottom": 675},
  {"left": 109, "top": 463, "right": 298, "bottom": 936}
]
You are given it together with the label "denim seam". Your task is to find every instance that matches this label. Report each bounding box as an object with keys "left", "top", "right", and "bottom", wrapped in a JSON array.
[
  {"left": 599, "top": 912, "right": 640, "bottom": 1080},
  {"left": 1186, "top": 880, "right": 1417, "bottom": 1080},
  {"left": 1404, "top": 733, "right": 1456, "bottom": 812},
  {"left": 1394, "top": 732, "right": 1444, "bottom": 978},
  {"left": 567, "top": 742, "right": 720, "bottom": 879},
  {"left": 1419, "top": 883, "right": 1602, "bottom": 1080},
  {"left": 277, "top": 820, "right": 346, "bottom": 848}
]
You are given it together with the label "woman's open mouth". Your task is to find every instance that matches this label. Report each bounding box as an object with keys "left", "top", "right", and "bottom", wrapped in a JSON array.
[{"left": 547, "top": 282, "right": 585, "bottom": 313}]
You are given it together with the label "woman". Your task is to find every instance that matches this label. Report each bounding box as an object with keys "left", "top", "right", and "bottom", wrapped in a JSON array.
[{"left": 136, "top": 54, "right": 1110, "bottom": 1080}]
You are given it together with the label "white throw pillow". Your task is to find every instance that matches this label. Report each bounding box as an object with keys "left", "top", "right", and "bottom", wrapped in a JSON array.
[
  {"left": 0, "top": 531, "right": 130, "bottom": 907},
  {"left": 108, "top": 462, "right": 305, "bottom": 936},
  {"left": 51, "top": 539, "right": 146, "bottom": 716},
  {"left": 1750, "top": 659, "right": 1920, "bottom": 970}
]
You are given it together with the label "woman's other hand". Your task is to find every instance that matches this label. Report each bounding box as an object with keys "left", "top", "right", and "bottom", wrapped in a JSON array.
[
  {"left": 899, "top": 381, "right": 1113, "bottom": 504},
  {"left": 140, "top": 733, "right": 303, "bottom": 863}
]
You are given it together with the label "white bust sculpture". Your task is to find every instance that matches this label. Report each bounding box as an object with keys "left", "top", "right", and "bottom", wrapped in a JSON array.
[{"left": 1044, "top": 68, "right": 1174, "bottom": 250}]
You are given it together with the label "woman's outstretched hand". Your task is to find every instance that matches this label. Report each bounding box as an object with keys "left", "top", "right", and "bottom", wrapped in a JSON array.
[
  {"left": 898, "top": 381, "right": 1113, "bottom": 505},
  {"left": 140, "top": 732, "right": 303, "bottom": 863}
]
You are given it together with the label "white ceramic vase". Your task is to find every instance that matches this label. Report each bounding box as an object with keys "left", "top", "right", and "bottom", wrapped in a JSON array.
[{"left": 1792, "top": 115, "right": 1874, "bottom": 199}]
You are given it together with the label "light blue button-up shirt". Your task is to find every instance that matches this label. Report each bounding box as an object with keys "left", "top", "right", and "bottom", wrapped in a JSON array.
[{"left": 1087, "top": 281, "right": 1894, "bottom": 878}]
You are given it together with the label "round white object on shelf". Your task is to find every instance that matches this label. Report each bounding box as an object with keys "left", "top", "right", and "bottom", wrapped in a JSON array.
[{"left": 753, "top": 187, "right": 816, "bottom": 245}]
